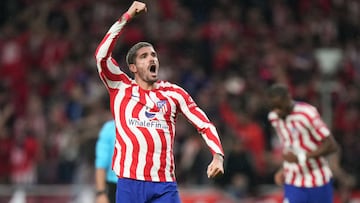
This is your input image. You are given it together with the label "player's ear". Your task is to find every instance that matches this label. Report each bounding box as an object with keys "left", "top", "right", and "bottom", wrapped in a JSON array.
[{"left": 129, "top": 64, "right": 137, "bottom": 73}]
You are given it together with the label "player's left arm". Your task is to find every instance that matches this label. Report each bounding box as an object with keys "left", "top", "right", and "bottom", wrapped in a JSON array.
[
  {"left": 174, "top": 86, "right": 224, "bottom": 177},
  {"left": 283, "top": 132, "right": 338, "bottom": 163},
  {"left": 306, "top": 107, "right": 339, "bottom": 159},
  {"left": 306, "top": 135, "right": 338, "bottom": 160},
  {"left": 283, "top": 107, "right": 339, "bottom": 163},
  {"left": 175, "top": 87, "right": 224, "bottom": 155}
]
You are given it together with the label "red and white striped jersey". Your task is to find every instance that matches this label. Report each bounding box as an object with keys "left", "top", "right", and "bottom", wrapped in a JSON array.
[
  {"left": 268, "top": 101, "right": 332, "bottom": 187},
  {"left": 95, "top": 14, "right": 224, "bottom": 182}
]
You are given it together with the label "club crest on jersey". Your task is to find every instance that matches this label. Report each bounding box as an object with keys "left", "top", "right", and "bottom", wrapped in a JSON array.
[
  {"left": 157, "top": 100, "right": 167, "bottom": 113},
  {"left": 144, "top": 100, "right": 167, "bottom": 119}
]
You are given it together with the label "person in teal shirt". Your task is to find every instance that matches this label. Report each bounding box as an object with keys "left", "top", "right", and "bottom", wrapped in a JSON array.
[{"left": 95, "top": 120, "right": 117, "bottom": 203}]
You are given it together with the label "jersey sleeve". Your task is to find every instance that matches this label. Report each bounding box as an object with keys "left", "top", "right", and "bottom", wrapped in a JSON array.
[
  {"left": 308, "top": 107, "right": 331, "bottom": 141},
  {"left": 94, "top": 13, "right": 132, "bottom": 89},
  {"left": 174, "top": 86, "right": 224, "bottom": 156}
]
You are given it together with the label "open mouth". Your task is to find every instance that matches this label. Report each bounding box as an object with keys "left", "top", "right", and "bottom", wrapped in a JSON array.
[{"left": 150, "top": 64, "right": 156, "bottom": 73}]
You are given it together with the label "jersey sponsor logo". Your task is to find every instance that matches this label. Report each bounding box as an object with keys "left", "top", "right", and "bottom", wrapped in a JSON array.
[
  {"left": 145, "top": 111, "right": 156, "bottom": 119},
  {"left": 188, "top": 103, "right": 197, "bottom": 108},
  {"left": 187, "top": 97, "right": 196, "bottom": 108},
  {"left": 128, "top": 118, "right": 169, "bottom": 129},
  {"left": 131, "top": 94, "right": 140, "bottom": 98}
]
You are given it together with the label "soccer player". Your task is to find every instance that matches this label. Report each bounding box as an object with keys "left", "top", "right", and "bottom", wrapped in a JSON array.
[
  {"left": 95, "top": 120, "right": 117, "bottom": 203},
  {"left": 267, "top": 83, "right": 339, "bottom": 203},
  {"left": 94, "top": 1, "right": 225, "bottom": 202}
]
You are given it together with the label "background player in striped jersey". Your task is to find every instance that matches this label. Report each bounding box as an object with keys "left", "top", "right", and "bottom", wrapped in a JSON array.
[
  {"left": 267, "top": 83, "right": 339, "bottom": 203},
  {"left": 94, "top": 1, "right": 225, "bottom": 202}
]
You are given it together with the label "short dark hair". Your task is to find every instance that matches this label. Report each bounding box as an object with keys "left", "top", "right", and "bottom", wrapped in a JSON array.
[
  {"left": 126, "top": 42, "right": 153, "bottom": 66},
  {"left": 267, "top": 83, "right": 290, "bottom": 99}
]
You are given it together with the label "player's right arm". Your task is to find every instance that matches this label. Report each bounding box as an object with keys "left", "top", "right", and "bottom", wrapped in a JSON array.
[
  {"left": 94, "top": 13, "right": 131, "bottom": 86},
  {"left": 94, "top": 1, "right": 147, "bottom": 87}
]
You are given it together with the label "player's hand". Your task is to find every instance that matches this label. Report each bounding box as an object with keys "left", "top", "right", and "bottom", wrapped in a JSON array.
[
  {"left": 126, "top": 1, "right": 147, "bottom": 18},
  {"left": 274, "top": 168, "right": 284, "bottom": 186},
  {"left": 207, "top": 153, "right": 224, "bottom": 178},
  {"left": 96, "top": 193, "right": 109, "bottom": 203},
  {"left": 282, "top": 151, "right": 298, "bottom": 163}
]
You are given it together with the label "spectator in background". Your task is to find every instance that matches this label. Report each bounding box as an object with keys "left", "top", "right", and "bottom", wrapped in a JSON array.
[
  {"left": 10, "top": 118, "right": 39, "bottom": 185},
  {"left": 0, "top": 110, "right": 14, "bottom": 184},
  {"left": 0, "top": 127, "right": 13, "bottom": 184},
  {"left": 220, "top": 103, "right": 266, "bottom": 177},
  {"left": 94, "top": 1, "right": 224, "bottom": 202},
  {"left": 328, "top": 151, "right": 356, "bottom": 203},
  {"left": 267, "top": 83, "right": 339, "bottom": 203},
  {"left": 219, "top": 137, "right": 257, "bottom": 199},
  {"left": 95, "top": 120, "right": 117, "bottom": 203}
]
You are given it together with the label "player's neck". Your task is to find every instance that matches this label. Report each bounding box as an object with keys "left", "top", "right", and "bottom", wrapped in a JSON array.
[
  {"left": 135, "top": 79, "right": 157, "bottom": 90},
  {"left": 284, "top": 101, "right": 295, "bottom": 117}
]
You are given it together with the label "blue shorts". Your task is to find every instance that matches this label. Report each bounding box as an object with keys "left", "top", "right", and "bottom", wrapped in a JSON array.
[
  {"left": 284, "top": 180, "right": 333, "bottom": 203},
  {"left": 116, "top": 178, "right": 181, "bottom": 203}
]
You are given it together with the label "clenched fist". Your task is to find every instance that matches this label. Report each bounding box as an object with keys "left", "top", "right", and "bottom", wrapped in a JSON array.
[{"left": 126, "top": 1, "right": 147, "bottom": 18}]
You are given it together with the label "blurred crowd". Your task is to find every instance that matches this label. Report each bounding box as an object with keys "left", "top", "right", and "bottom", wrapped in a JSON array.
[{"left": 1, "top": 0, "right": 360, "bottom": 201}]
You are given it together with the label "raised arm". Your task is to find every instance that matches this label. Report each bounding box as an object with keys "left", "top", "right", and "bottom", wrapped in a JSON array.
[{"left": 94, "top": 1, "right": 147, "bottom": 87}]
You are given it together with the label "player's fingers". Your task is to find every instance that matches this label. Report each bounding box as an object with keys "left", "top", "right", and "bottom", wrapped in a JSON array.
[
  {"left": 135, "top": 6, "right": 146, "bottom": 14},
  {"left": 207, "top": 166, "right": 212, "bottom": 177},
  {"left": 208, "top": 167, "right": 223, "bottom": 178},
  {"left": 207, "top": 165, "right": 215, "bottom": 178},
  {"left": 210, "top": 169, "right": 218, "bottom": 178}
]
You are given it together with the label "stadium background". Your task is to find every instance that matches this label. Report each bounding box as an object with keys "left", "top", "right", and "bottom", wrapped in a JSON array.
[{"left": 0, "top": 0, "right": 359, "bottom": 202}]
